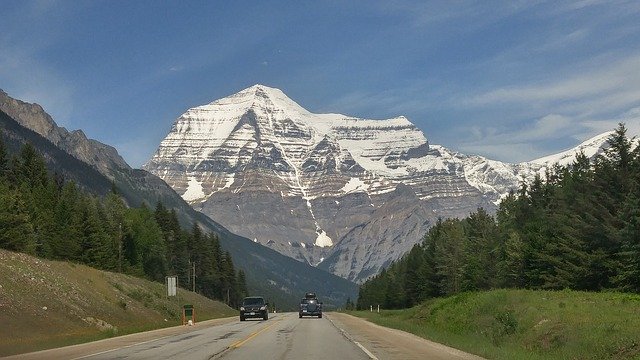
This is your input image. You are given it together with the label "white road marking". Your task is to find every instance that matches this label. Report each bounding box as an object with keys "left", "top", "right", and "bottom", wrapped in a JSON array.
[{"left": 326, "top": 315, "right": 378, "bottom": 360}]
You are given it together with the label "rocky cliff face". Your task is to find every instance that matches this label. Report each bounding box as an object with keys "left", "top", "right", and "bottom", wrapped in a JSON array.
[{"left": 0, "top": 89, "right": 129, "bottom": 176}]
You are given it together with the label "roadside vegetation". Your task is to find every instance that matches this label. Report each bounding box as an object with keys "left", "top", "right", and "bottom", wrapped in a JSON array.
[
  {"left": 0, "top": 249, "right": 237, "bottom": 356},
  {"left": 349, "top": 289, "right": 640, "bottom": 359},
  {"left": 358, "top": 124, "right": 640, "bottom": 310},
  {"left": 354, "top": 124, "right": 640, "bottom": 358},
  {"left": 0, "top": 135, "right": 248, "bottom": 307}
]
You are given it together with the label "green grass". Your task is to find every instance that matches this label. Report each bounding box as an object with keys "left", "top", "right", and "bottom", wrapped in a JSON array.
[
  {"left": 348, "top": 289, "right": 640, "bottom": 359},
  {"left": 0, "top": 249, "right": 237, "bottom": 356}
]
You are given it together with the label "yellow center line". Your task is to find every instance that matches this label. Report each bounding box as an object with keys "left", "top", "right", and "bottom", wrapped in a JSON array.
[{"left": 230, "top": 318, "right": 282, "bottom": 349}]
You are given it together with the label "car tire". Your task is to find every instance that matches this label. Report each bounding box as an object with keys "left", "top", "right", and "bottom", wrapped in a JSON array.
[
  {"left": 263, "top": 313, "right": 268, "bottom": 321},
  {"left": 318, "top": 313, "right": 322, "bottom": 318},
  {"left": 299, "top": 313, "right": 303, "bottom": 318},
  {"left": 240, "top": 316, "right": 245, "bottom": 321}
]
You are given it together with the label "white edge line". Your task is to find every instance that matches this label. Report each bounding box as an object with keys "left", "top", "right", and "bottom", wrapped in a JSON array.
[
  {"left": 71, "top": 335, "right": 172, "bottom": 360},
  {"left": 353, "top": 340, "right": 378, "bottom": 360},
  {"left": 327, "top": 315, "right": 378, "bottom": 360}
]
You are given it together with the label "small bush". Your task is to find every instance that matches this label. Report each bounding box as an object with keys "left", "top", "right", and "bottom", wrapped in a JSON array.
[{"left": 491, "top": 310, "right": 518, "bottom": 345}]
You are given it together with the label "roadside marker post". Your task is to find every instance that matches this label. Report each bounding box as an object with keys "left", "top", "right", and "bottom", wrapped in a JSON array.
[
  {"left": 182, "top": 304, "right": 195, "bottom": 325},
  {"left": 166, "top": 276, "right": 177, "bottom": 297}
]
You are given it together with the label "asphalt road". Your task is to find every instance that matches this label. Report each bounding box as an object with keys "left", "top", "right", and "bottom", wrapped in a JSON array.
[{"left": 6, "top": 312, "right": 484, "bottom": 360}]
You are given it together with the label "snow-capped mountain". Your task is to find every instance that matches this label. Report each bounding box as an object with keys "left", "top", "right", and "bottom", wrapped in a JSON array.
[{"left": 144, "top": 85, "right": 619, "bottom": 283}]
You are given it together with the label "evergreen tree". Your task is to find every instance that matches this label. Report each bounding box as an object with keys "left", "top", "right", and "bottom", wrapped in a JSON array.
[
  {"left": 0, "top": 139, "right": 243, "bottom": 304},
  {"left": 236, "top": 269, "right": 248, "bottom": 300},
  {"left": 17, "top": 143, "right": 49, "bottom": 188},
  {"left": 345, "top": 297, "right": 355, "bottom": 310},
  {"left": 127, "top": 206, "right": 167, "bottom": 281},
  {"left": 79, "top": 196, "right": 114, "bottom": 269},
  {"left": 462, "top": 208, "right": 500, "bottom": 291},
  {"left": 104, "top": 192, "right": 128, "bottom": 272},
  {"left": 50, "top": 181, "right": 83, "bottom": 260},
  {"left": 0, "top": 184, "right": 36, "bottom": 253},
  {"left": 403, "top": 244, "right": 424, "bottom": 307},
  {"left": 384, "top": 271, "right": 405, "bottom": 309},
  {"left": 435, "top": 219, "right": 465, "bottom": 295},
  {"left": 616, "top": 149, "right": 640, "bottom": 291},
  {"left": 0, "top": 135, "right": 7, "bottom": 176}
]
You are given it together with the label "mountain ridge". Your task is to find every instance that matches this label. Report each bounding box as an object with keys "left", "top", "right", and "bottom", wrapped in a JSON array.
[{"left": 144, "top": 84, "right": 632, "bottom": 283}]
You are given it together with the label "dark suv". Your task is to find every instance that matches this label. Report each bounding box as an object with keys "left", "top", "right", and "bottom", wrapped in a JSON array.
[
  {"left": 299, "top": 292, "right": 322, "bottom": 318},
  {"left": 240, "top": 296, "right": 269, "bottom": 321}
]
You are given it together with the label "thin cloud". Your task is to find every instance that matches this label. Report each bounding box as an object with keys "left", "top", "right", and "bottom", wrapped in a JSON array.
[
  {"left": 465, "top": 114, "right": 575, "bottom": 144},
  {"left": 467, "top": 53, "right": 640, "bottom": 115},
  {"left": 456, "top": 108, "right": 640, "bottom": 163}
]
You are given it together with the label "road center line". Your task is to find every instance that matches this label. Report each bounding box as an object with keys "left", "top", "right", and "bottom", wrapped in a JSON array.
[{"left": 230, "top": 319, "right": 281, "bottom": 349}]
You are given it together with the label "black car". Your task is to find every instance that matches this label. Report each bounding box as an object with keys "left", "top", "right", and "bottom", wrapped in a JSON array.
[
  {"left": 240, "top": 296, "right": 269, "bottom": 321},
  {"left": 299, "top": 296, "right": 322, "bottom": 318}
]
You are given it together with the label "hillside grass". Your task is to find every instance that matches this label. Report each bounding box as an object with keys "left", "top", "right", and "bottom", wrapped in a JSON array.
[
  {"left": 0, "top": 249, "right": 237, "bottom": 356},
  {"left": 348, "top": 289, "right": 640, "bottom": 359}
]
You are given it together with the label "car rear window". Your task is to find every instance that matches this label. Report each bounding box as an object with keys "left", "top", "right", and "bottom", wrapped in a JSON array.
[{"left": 242, "top": 297, "right": 264, "bottom": 306}]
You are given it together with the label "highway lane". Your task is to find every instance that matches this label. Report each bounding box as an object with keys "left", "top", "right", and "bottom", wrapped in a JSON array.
[
  {"left": 78, "top": 312, "right": 368, "bottom": 360},
  {"left": 6, "top": 312, "right": 484, "bottom": 359}
]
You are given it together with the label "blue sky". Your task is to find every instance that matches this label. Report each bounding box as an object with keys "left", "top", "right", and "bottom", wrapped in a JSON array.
[{"left": 1, "top": 0, "right": 639, "bottom": 167}]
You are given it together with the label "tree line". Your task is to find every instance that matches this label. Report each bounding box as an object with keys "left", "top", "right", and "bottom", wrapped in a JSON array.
[
  {"left": 0, "top": 137, "right": 248, "bottom": 307},
  {"left": 357, "top": 123, "right": 640, "bottom": 310}
]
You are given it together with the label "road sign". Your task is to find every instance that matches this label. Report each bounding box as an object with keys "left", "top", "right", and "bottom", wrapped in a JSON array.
[{"left": 166, "top": 276, "right": 177, "bottom": 297}]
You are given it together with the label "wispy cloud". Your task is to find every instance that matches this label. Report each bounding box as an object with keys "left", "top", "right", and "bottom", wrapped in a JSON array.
[
  {"left": 467, "top": 53, "right": 640, "bottom": 117},
  {"left": 377, "top": 0, "right": 541, "bottom": 29},
  {"left": 463, "top": 114, "right": 575, "bottom": 144}
]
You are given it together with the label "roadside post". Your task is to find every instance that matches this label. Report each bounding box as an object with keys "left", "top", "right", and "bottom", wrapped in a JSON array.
[
  {"left": 182, "top": 304, "right": 195, "bottom": 325},
  {"left": 166, "top": 276, "right": 177, "bottom": 297}
]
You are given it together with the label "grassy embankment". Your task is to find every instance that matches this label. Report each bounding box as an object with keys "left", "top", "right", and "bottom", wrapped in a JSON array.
[
  {"left": 349, "top": 289, "right": 640, "bottom": 359},
  {"left": 0, "top": 249, "right": 237, "bottom": 356}
]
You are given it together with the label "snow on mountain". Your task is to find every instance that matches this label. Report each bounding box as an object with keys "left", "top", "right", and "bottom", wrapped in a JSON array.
[
  {"left": 144, "top": 84, "right": 624, "bottom": 283},
  {"left": 530, "top": 131, "right": 614, "bottom": 167}
]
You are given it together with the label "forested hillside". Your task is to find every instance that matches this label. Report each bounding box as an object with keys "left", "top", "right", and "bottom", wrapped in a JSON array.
[
  {"left": 358, "top": 123, "right": 640, "bottom": 309},
  {"left": 0, "top": 135, "right": 248, "bottom": 307}
]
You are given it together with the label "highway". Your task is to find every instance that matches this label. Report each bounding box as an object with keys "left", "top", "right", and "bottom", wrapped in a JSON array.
[{"left": 6, "top": 312, "right": 484, "bottom": 360}]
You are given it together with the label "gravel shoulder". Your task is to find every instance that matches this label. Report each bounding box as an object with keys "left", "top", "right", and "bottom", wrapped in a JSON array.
[
  {"left": 327, "top": 312, "right": 485, "bottom": 360},
  {"left": 3, "top": 316, "right": 237, "bottom": 360}
]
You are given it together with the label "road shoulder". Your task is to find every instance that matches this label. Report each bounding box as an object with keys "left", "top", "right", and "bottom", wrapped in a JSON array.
[
  {"left": 327, "top": 312, "right": 484, "bottom": 360},
  {"left": 5, "top": 316, "right": 237, "bottom": 360}
]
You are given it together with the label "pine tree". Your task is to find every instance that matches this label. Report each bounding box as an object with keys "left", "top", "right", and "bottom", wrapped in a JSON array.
[
  {"left": 127, "top": 206, "right": 167, "bottom": 281},
  {"left": 462, "top": 208, "right": 499, "bottom": 291},
  {"left": 18, "top": 143, "right": 49, "bottom": 188},
  {"left": 0, "top": 184, "right": 36, "bottom": 253},
  {"left": 104, "top": 192, "right": 128, "bottom": 272},
  {"left": 345, "top": 297, "right": 355, "bottom": 311},
  {"left": 79, "top": 196, "right": 114, "bottom": 269},
  {"left": 403, "top": 244, "right": 424, "bottom": 307},
  {"left": 435, "top": 219, "right": 465, "bottom": 295},
  {"left": 0, "top": 135, "right": 7, "bottom": 177},
  {"left": 236, "top": 269, "right": 248, "bottom": 300},
  {"left": 49, "top": 181, "right": 83, "bottom": 260},
  {"left": 615, "top": 139, "right": 640, "bottom": 292},
  {"left": 384, "top": 271, "right": 405, "bottom": 309}
]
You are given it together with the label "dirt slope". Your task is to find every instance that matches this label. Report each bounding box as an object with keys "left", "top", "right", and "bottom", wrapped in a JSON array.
[{"left": 0, "top": 250, "right": 236, "bottom": 356}]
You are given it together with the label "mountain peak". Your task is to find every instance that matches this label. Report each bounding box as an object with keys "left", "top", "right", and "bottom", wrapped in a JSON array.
[{"left": 201, "top": 84, "right": 310, "bottom": 118}]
